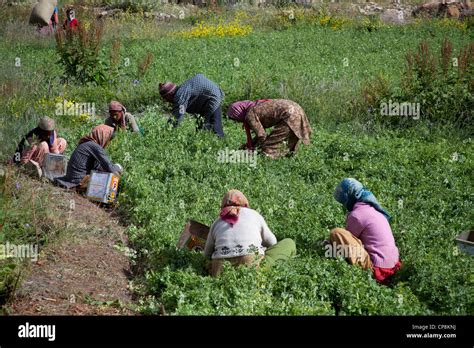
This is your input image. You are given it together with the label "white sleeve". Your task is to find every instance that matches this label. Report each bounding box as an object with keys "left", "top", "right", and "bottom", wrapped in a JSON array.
[
  {"left": 260, "top": 214, "right": 277, "bottom": 247},
  {"left": 204, "top": 220, "right": 217, "bottom": 258}
]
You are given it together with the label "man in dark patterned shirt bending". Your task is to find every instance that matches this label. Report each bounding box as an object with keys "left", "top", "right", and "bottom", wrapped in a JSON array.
[{"left": 159, "top": 74, "right": 225, "bottom": 137}]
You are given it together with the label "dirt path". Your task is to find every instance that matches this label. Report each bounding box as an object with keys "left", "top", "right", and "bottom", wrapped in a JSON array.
[{"left": 6, "top": 181, "right": 136, "bottom": 315}]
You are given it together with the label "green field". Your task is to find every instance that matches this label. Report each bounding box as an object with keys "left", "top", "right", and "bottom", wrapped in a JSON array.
[{"left": 0, "top": 3, "right": 473, "bottom": 315}]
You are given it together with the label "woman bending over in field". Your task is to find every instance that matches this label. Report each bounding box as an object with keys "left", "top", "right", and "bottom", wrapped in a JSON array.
[
  {"left": 159, "top": 74, "right": 225, "bottom": 137},
  {"left": 55, "top": 125, "right": 122, "bottom": 191},
  {"left": 204, "top": 189, "right": 296, "bottom": 277},
  {"left": 328, "top": 178, "right": 401, "bottom": 284},
  {"left": 227, "top": 99, "right": 312, "bottom": 159}
]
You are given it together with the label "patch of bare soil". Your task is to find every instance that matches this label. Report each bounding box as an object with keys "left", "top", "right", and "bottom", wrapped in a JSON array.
[{"left": 6, "top": 179, "right": 137, "bottom": 315}]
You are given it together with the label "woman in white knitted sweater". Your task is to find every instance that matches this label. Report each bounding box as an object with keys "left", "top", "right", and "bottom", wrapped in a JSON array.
[{"left": 204, "top": 189, "right": 296, "bottom": 277}]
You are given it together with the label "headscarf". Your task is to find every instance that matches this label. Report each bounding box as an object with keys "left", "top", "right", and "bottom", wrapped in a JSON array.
[
  {"left": 79, "top": 124, "right": 115, "bottom": 148},
  {"left": 109, "top": 100, "right": 126, "bottom": 129},
  {"left": 227, "top": 101, "right": 256, "bottom": 122},
  {"left": 219, "top": 189, "right": 250, "bottom": 226},
  {"left": 333, "top": 178, "right": 391, "bottom": 221},
  {"left": 227, "top": 100, "right": 271, "bottom": 150},
  {"left": 159, "top": 82, "right": 177, "bottom": 99}
]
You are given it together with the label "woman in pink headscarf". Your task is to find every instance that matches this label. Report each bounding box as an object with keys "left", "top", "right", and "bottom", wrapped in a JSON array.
[
  {"left": 204, "top": 189, "right": 296, "bottom": 277},
  {"left": 227, "top": 99, "right": 312, "bottom": 159},
  {"left": 104, "top": 100, "right": 141, "bottom": 134}
]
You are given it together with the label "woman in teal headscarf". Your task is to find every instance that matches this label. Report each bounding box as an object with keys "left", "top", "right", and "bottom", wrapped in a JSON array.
[
  {"left": 328, "top": 178, "right": 401, "bottom": 284},
  {"left": 333, "top": 178, "right": 391, "bottom": 221}
]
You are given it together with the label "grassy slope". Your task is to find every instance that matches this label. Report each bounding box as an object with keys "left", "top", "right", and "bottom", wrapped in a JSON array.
[{"left": 0, "top": 12, "right": 473, "bottom": 314}]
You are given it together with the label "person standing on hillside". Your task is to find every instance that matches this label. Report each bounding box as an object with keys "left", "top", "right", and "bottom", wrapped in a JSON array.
[
  {"left": 227, "top": 99, "right": 312, "bottom": 159},
  {"left": 159, "top": 74, "right": 225, "bottom": 137},
  {"left": 327, "top": 178, "right": 401, "bottom": 285},
  {"left": 29, "top": 0, "right": 59, "bottom": 35},
  {"left": 62, "top": 8, "right": 78, "bottom": 30}
]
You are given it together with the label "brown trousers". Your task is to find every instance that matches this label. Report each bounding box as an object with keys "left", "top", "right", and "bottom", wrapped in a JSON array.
[
  {"left": 261, "top": 122, "right": 300, "bottom": 159},
  {"left": 329, "top": 228, "right": 373, "bottom": 270},
  {"left": 210, "top": 254, "right": 264, "bottom": 277}
]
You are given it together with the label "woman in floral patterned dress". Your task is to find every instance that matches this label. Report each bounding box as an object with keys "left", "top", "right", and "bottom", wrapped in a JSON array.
[{"left": 227, "top": 99, "right": 312, "bottom": 158}]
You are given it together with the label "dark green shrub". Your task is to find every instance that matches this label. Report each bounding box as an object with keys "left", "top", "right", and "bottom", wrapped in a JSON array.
[
  {"left": 401, "top": 39, "right": 473, "bottom": 131},
  {"left": 55, "top": 21, "right": 120, "bottom": 85}
]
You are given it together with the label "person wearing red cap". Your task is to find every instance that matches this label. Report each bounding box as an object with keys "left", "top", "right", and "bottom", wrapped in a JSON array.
[
  {"left": 104, "top": 100, "right": 141, "bottom": 134},
  {"left": 159, "top": 74, "right": 225, "bottom": 137}
]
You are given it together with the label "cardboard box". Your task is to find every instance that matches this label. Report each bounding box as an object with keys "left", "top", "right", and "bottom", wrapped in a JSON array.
[
  {"left": 42, "top": 153, "right": 67, "bottom": 182},
  {"left": 455, "top": 230, "right": 474, "bottom": 256},
  {"left": 86, "top": 171, "right": 120, "bottom": 204},
  {"left": 177, "top": 220, "right": 210, "bottom": 252}
]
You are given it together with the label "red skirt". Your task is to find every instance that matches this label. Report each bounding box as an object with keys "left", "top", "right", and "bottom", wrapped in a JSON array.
[{"left": 373, "top": 261, "right": 402, "bottom": 284}]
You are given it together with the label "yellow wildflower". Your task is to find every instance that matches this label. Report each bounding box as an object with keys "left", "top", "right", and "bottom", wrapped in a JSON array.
[{"left": 179, "top": 17, "right": 252, "bottom": 38}]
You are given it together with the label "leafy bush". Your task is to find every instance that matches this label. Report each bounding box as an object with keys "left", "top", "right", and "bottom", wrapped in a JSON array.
[
  {"left": 266, "top": 8, "right": 350, "bottom": 31},
  {"left": 354, "top": 39, "right": 473, "bottom": 132},
  {"left": 55, "top": 21, "right": 120, "bottom": 85},
  {"left": 102, "top": 0, "right": 160, "bottom": 13},
  {"left": 400, "top": 39, "right": 473, "bottom": 130},
  {"left": 361, "top": 74, "right": 392, "bottom": 111},
  {"left": 355, "top": 15, "right": 385, "bottom": 32}
]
